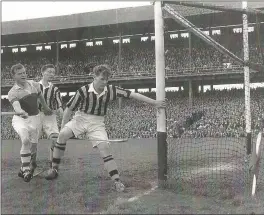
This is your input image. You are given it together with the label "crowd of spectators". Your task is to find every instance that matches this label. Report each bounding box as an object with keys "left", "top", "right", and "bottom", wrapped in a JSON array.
[
  {"left": 1, "top": 39, "right": 263, "bottom": 81},
  {"left": 2, "top": 88, "right": 264, "bottom": 140}
]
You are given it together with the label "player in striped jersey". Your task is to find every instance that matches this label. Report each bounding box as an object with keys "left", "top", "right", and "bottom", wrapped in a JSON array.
[
  {"left": 45, "top": 64, "right": 166, "bottom": 192},
  {"left": 38, "top": 64, "right": 63, "bottom": 168},
  {"left": 7, "top": 63, "right": 52, "bottom": 182}
]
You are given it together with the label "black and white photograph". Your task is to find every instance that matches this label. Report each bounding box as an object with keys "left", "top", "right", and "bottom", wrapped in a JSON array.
[{"left": 1, "top": 1, "right": 264, "bottom": 214}]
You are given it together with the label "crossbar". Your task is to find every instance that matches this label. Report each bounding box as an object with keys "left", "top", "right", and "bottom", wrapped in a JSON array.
[{"left": 163, "top": 1, "right": 264, "bottom": 16}]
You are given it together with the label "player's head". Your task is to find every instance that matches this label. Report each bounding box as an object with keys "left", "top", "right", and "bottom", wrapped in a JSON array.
[
  {"left": 41, "top": 64, "right": 55, "bottom": 81},
  {"left": 11, "top": 63, "right": 27, "bottom": 84},
  {"left": 93, "top": 64, "right": 111, "bottom": 89}
]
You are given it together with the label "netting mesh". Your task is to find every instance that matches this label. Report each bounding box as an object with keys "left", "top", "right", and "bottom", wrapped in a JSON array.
[
  {"left": 167, "top": 137, "right": 249, "bottom": 198},
  {"left": 163, "top": 2, "right": 264, "bottom": 198}
]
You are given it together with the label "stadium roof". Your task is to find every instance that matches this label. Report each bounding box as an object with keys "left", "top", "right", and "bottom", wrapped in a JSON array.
[
  {"left": 2, "top": 3, "right": 264, "bottom": 47},
  {"left": 3, "top": 2, "right": 263, "bottom": 36},
  {"left": 2, "top": 5, "right": 216, "bottom": 35}
]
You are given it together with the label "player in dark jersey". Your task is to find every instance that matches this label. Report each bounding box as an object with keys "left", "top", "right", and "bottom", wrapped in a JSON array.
[{"left": 8, "top": 63, "right": 52, "bottom": 182}]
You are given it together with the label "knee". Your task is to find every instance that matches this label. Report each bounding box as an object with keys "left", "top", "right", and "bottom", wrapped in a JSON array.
[
  {"left": 57, "top": 127, "right": 73, "bottom": 143},
  {"left": 57, "top": 131, "right": 67, "bottom": 143},
  {"left": 97, "top": 141, "right": 111, "bottom": 158},
  {"left": 21, "top": 136, "right": 30, "bottom": 146}
]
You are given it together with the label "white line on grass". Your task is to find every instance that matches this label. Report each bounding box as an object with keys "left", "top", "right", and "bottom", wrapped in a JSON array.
[
  {"left": 95, "top": 182, "right": 158, "bottom": 214},
  {"left": 127, "top": 184, "right": 158, "bottom": 202}
]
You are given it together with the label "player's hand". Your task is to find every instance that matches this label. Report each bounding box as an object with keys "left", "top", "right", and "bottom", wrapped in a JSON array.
[
  {"left": 154, "top": 98, "right": 167, "bottom": 109},
  {"left": 17, "top": 111, "right": 28, "bottom": 119},
  {"left": 43, "top": 107, "right": 53, "bottom": 116}
]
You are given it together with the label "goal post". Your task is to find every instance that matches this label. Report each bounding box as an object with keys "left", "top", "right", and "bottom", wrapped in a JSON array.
[
  {"left": 154, "top": 1, "right": 168, "bottom": 187},
  {"left": 242, "top": 1, "right": 252, "bottom": 156}
]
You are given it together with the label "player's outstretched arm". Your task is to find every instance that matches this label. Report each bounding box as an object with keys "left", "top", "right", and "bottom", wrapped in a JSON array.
[
  {"left": 129, "top": 92, "right": 167, "bottom": 108},
  {"left": 61, "top": 107, "right": 73, "bottom": 129}
]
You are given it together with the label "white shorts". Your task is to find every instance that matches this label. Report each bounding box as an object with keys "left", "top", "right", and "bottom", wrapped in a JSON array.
[
  {"left": 65, "top": 111, "right": 108, "bottom": 147},
  {"left": 39, "top": 112, "right": 59, "bottom": 138},
  {"left": 12, "top": 114, "right": 41, "bottom": 143}
]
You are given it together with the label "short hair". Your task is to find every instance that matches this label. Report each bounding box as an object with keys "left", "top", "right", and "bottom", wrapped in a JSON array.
[
  {"left": 93, "top": 64, "right": 111, "bottom": 78},
  {"left": 41, "top": 64, "right": 55, "bottom": 73},
  {"left": 10, "top": 63, "right": 25, "bottom": 76}
]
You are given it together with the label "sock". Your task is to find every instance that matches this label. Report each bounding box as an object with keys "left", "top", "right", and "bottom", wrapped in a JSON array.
[
  {"left": 21, "top": 152, "right": 31, "bottom": 171},
  {"left": 50, "top": 140, "right": 56, "bottom": 162},
  {"left": 20, "top": 140, "right": 31, "bottom": 171},
  {"left": 52, "top": 142, "right": 66, "bottom": 169},
  {"left": 103, "top": 155, "right": 120, "bottom": 181},
  {"left": 31, "top": 143, "right": 37, "bottom": 164}
]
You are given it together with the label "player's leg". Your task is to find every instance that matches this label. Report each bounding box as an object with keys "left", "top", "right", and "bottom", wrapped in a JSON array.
[
  {"left": 44, "top": 127, "right": 73, "bottom": 180},
  {"left": 90, "top": 123, "right": 125, "bottom": 192},
  {"left": 29, "top": 112, "right": 44, "bottom": 173},
  {"left": 43, "top": 114, "right": 60, "bottom": 167},
  {"left": 30, "top": 141, "right": 37, "bottom": 171},
  {"left": 28, "top": 114, "right": 42, "bottom": 174},
  {"left": 12, "top": 116, "right": 33, "bottom": 182},
  {"left": 45, "top": 115, "right": 85, "bottom": 180},
  {"left": 36, "top": 112, "right": 44, "bottom": 165},
  {"left": 48, "top": 133, "right": 59, "bottom": 167}
]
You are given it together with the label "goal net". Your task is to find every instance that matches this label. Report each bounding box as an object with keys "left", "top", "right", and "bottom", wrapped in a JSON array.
[{"left": 158, "top": 1, "right": 264, "bottom": 198}]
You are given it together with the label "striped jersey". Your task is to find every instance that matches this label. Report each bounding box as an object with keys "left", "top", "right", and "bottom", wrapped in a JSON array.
[
  {"left": 38, "top": 80, "right": 62, "bottom": 111},
  {"left": 66, "top": 83, "right": 131, "bottom": 116}
]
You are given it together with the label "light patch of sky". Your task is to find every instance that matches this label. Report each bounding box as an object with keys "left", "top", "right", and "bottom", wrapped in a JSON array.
[{"left": 2, "top": 1, "right": 151, "bottom": 22}]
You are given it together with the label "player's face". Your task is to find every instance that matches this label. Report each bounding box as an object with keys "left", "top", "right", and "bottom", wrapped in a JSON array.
[
  {"left": 94, "top": 73, "right": 108, "bottom": 89},
  {"left": 43, "top": 68, "right": 55, "bottom": 81},
  {"left": 14, "top": 67, "right": 27, "bottom": 83}
]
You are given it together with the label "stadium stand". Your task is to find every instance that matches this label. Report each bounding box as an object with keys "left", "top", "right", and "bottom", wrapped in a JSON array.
[{"left": 1, "top": 41, "right": 263, "bottom": 82}]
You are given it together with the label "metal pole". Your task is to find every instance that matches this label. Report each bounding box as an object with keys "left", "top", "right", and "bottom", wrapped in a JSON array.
[
  {"left": 56, "top": 31, "right": 60, "bottom": 75},
  {"left": 188, "top": 32, "right": 193, "bottom": 109},
  {"left": 189, "top": 80, "right": 193, "bottom": 109},
  {"left": 189, "top": 31, "right": 192, "bottom": 68},
  {"left": 118, "top": 32, "right": 122, "bottom": 109},
  {"left": 118, "top": 32, "right": 122, "bottom": 73},
  {"left": 154, "top": 1, "right": 167, "bottom": 187},
  {"left": 242, "top": 1, "right": 251, "bottom": 155}
]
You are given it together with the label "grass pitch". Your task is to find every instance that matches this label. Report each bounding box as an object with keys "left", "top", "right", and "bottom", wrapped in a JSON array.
[{"left": 1, "top": 138, "right": 264, "bottom": 214}]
